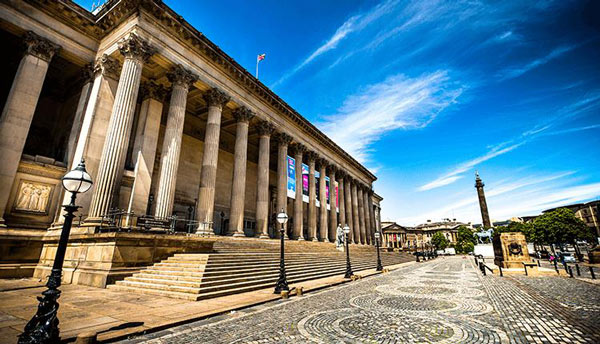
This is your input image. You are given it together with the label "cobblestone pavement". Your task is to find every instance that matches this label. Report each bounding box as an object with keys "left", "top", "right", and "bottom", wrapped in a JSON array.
[{"left": 122, "top": 256, "right": 600, "bottom": 344}]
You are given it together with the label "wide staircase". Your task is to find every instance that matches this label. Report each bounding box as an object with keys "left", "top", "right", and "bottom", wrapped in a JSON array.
[{"left": 107, "top": 238, "right": 412, "bottom": 301}]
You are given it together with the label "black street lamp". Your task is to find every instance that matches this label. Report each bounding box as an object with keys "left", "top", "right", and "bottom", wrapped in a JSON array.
[
  {"left": 343, "top": 224, "right": 353, "bottom": 278},
  {"left": 274, "top": 209, "right": 289, "bottom": 294},
  {"left": 374, "top": 232, "right": 383, "bottom": 271},
  {"left": 19, "top": 160, "right": 93, "bottom": 344}
]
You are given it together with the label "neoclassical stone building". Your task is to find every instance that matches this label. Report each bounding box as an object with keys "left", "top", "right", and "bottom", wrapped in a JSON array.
[{"left": 0, "top": 0, "right": 382, "bottom": 277}]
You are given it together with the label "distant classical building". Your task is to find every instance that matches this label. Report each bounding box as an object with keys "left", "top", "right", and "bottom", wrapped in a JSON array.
[
  {"left": 381, "top": 219, "right": 469, "bottom": 249},
  {"left": 0, "top": 0, "right": 382, "bottom": 283},
  {"left": 543, "top": 201, "right": 600, "bottom": 238}
]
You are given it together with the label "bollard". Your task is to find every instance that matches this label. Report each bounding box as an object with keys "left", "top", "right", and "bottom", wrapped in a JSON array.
[
  {"left": 474, "top": 257, "right": 478, "bottom": 266},
  {"left": 524, "top": 265, "right": 528, "bottom": 276},
  {"left": 590, "top": 266, "right": 596, "bottom": 279},
  {"left": 568, "top": 266, "right": 573, "bottom": 278},
  {"left": 480, "top": 262, "right": 486, "bottom": 276},
  {"left": 537, "top": 259, "right": 540, "bottom": 267},
  {"left": 575, "top": 264, "right": 581, "bottom": 276},
  {"left": 499, "top": 266, "right": 503, "bottom": 277},
  {"left": 553, "top": 260, "right": 558, "bottom": 272}
]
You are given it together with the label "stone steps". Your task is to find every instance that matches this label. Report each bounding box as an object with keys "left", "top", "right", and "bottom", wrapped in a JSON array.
[{"left": 108, "top": 247, "right": 412, "bottom": 301}]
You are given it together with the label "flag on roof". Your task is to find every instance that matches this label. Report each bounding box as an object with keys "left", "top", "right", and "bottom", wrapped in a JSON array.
[{"left": 257, "top": 53, "right": 266, "bottom": 62}]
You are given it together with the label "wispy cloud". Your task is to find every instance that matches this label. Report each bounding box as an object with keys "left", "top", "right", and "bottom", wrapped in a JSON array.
[
  {"left": 318, "top": 70, "right": 463, "bottom": 163},
  {"left": 497, "top": 45, "right": 577, "bottom": 80},
  {"left": 418, "top": 142, "right": 524, "bottom": 191},
  {"left": 271, "top": 0, "right": 398, "bottom": 88}
]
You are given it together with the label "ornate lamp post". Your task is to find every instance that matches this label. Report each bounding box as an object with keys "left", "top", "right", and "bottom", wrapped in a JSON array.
[
  {"left": 374, "top": 232, "right": 383, "bottom": 271},
  {"left": 343, "top": 224, "right": 353, "bottom": 278},
  {"left": 19, "top": 160, "right": 93, "bottom": 344},
  {"left": 274, "top": 209, "right": 289, "bottom": 294}
]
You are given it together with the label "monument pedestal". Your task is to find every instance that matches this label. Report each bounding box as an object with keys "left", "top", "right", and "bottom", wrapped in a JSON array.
[{"left": 493, "top": 232, "right": 530, "bottom": 269}]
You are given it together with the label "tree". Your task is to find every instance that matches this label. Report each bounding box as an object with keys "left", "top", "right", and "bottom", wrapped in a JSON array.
[
  {"left": 431, "top": 231, "right": 449, "bottom": 250},
  {"left": 533, "top": 208, "right": 595, "bottom": 246},
  {"left": 455, "top": 225, "right": 476, "bottom": 254},
  {"left": 495, "top": 221, "right": 535, "bottom": 243}
]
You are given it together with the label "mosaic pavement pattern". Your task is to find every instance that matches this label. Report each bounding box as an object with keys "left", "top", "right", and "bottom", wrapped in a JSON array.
[{"left": 123, "top": 257, "right": 600, "bottom": 344}]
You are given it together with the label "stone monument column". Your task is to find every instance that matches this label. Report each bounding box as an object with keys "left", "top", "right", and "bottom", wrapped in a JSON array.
[
  {"left": 328, "top": 166, "right": 337, "bottom": 242},
  {"left": 362, "top": 186, "right": 372, "bottom": 245},
  {"left": 344, "top": 175, "right": 354, "bottom": 243},
  {"left": 351, "top": 181, "right": 361, "bottom": 244},
  {"left": 126, "top": 81, "right": 166, "bottom": 216},
  {"left": 0, "top": 31, "right": 59, "bottom": 226},
  {"left": 275, "top": 133, "right": 292, "bottom": 239},
  {"left": 153, "top": 65, "right": 197, "bottom": 218},
  {"left": 228, "top": 107, "right": 255, "bottom": 236},
  {"left": 255, "top": 121, "right": 274, "bottom": 239},
  {"left": 306, "top": 151, "right": 318, "bottom": 241},
  {"left": 318, "top": 159, "right": 329, "bottom": 242},
  {"left": 195, "top": 88, "right": 230, "bottom": 234},
  {"left": 291, "top": 143, "right": 306, "bottom": 240},
  {"left": 88, "top": 33, "right": 154, "bottom": 221},
  {"left": 475, "top": 172, "right": 492, "bottom": 228},
  {"left": 337, "top": 171, "right": 347, "bottom": 241}
]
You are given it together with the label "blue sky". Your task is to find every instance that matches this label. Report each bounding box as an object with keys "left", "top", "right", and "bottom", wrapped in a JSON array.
[{"left": 78, "top": 0, "right": 600, "bottom": 225}]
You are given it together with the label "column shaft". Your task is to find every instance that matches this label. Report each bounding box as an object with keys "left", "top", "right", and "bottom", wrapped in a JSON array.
[
  {"left": 255, "top": 122, "right": 273, "bottom": 238},
  {"left": 328, "top": 169, "right": 337, "bottom": 241},
  {"left": 363, "top": 188, "right": 372, "bottom": 245},
  {"left": 228, "top": 107, "right": 253, "bottom": 236},
  {"left": 88, "top": 36, "right": 150, "bottom": 219},
  {"left": 307, "top": 154, "right": 317, "bottom": 241},
  {"left": 318, "top": 162, "right": 328, "bottom": 241},
  {"left": 275, "top": 133, "right": 292, "bottom": 238},
  {"left": 338, "top": 176, "right": 346, "bottom": 240},
  {"left": 196, "top": 88, "right": 229, "bottom": 234},
  {"left": 154, "top": 67, "right": 195, "bottom": 219},
  {"left": 344, "top": 177, "right": 354, "bottom": 243},
  {"left": 0, "top": 32, "right": 58, "bottom": 226},
  {"left": 292, "top": 144, "right": 305, "bottom": 240}
]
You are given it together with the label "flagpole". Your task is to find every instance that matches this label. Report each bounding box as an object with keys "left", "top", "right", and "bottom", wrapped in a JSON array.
[{"left": 256, "top": 57, "right": 259, "bottom": 79}]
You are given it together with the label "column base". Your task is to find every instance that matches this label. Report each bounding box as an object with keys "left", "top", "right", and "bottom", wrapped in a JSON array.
[
  {"left": 297, "top": 236, "right": 305, "bottom": 241},
  {"left": 195, "top": 222, "right": 214, "bottom": 236},
  {"left": 312, "top": 238, "right": 319, "bottom": 242},
  {"left": 232, "top": 231, "right": 246, "bottom": 237},
  {"left": 258, "top": 234, "right": 270, "bottom": 239},
  {"left": 0, "top": 218, "right": 6, "bottom": 228}
]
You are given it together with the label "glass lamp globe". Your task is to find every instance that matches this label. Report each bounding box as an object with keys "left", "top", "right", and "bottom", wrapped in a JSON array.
[
  {"left": 62, "top": 160, "right": 93, "bottom": 194},
  {"left": 276, "top": 210, "right": 288, "bottom": 224},
  {"left": 343, "top": 224, "right": 350, "bottom": 234},
  {"left": 374, "top": 232, "right": 380, "bottom": 239}
]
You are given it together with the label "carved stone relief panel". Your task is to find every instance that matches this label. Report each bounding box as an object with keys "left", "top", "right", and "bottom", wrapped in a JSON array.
[{"left": 13, "top": 181, "right": 54, "bottom": 214}]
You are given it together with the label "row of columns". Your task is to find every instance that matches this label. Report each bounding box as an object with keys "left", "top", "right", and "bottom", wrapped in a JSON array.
[{"left": 0, "top": 30, "right": 379, "bottom": 245}]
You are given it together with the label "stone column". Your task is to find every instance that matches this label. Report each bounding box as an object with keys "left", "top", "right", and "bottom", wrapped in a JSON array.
[
  {"left": 369, "top": 191, "right": 377, "bottom": 240},
  {"left": 52, "top": 54, "right": 120, "bottom": 227},
  {"left": 0, "top": 31, "right": 59, "bottom": 226},
  {"left": 291, "top": 143, "right": 306, "bottom": 240},
  {"left": 357, "top": 185, "right": 366, "bottom": 244},
  {"left": 195, "top": 88, "right": 230, "bottom": 234},
  {"left": 126, "top": 81, "right": 166, "bottom": 215},
  {"left": 275, "top": 133, "right": 292, "bottom": 239},
  {"left": 255, "top": 121, "right": 274, "bottom": 239},
  {"left": 318, "top": 159, "right": 328, "bottom": 242},
  {"left": 344, "top": 175, "right": 354, "bottom": 243},
  {"left": 337, "top": 171, "right": 347, "bottom": 241},
  {"left": 153, "top": 65, "right": 197, "bottom": 218},
  {"left": 363, "top": 186, "right": 372, "bottom": 245},
  {"left": 306, "top": 151, "right": 318, "bottom": 241},
  {"left": 228, "top": 107, "right": 255, "bottom": 236},
  {"left": 328, "top": 166, "right": 337, "bottom": 242},
  {"left": 65, "top": 65, "right": 95, "bottom": 167},
  {"left": 88, "top": 33, "right": 154, "bottom": 221},
  {"left": 351, "top": 180, "right": 361, "bottom": 244}
]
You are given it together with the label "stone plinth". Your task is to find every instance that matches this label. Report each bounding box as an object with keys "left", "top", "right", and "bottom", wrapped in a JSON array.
[
  {"left": 34, "top": 232, "right": 215, "bottom": 288},
  {"left": 0, "top": 228, "right": 45, "bottom": 277},
  {"left": 493, "top": 232, "right": 530, "bottom": 269}
]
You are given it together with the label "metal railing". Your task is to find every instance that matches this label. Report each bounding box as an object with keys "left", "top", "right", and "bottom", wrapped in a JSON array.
[{"left": 92, "top": 208, "right": 212, "bottom": 235}]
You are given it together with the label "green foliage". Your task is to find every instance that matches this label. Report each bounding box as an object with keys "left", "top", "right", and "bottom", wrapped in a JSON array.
[
  {"left": 431, "top": 231, "right": 449, "bottom": 250},
  {"left": 532, "top": 208, "right": 595, "bottom": 245},
  {"left": 455, "top": 226, "right": 476, "bottom": 253},
  {"left": 495, "top": 222, "right": 535, "bottom": 242}
]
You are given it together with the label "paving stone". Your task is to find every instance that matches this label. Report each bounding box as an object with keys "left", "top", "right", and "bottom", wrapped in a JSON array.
[{"left": 121, "top": 257, "right": 599, "bottom": 343}]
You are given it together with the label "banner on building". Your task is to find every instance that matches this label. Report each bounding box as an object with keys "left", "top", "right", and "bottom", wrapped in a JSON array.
[
  {"left": 315, "top": 171, "right": 320, "bottom": 207},
  {"left": 335, "top": 181, "right": 339, "bottom": 213},
  {"left": 301, "top": 163, "right": 309, "bottom": 203},
  {"left": 287, "top": 156, "right": 295, "bottom": 199},
  {"left": 325, "top": 176, "right": 330, "bottom": 210}
]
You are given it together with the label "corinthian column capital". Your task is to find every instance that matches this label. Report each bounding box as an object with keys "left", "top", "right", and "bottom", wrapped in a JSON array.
[
  {"left": 118, "top": 33, "right": 155, "bottom": 62},
  {"left": 305, "top": 151, "right": 318, "bottom": 163},
  {"left": 290, "top": 143, "right": 307, "bottom": 156},
  {"left": 256, "top": 120, "right": 275, "bottom": 137},
  {"left": 94, "top": 54, "right": 120, "bottom": 80},
  {"left": 167, "top": 64, "right": 198, "bottom": 89},
  {"left": 203, "top": 87, "right": 230, "bottom": 107},
  {"left": 23, "top": 31, "right": 60, "bottom": 62},
  {"left": 139, "top": 80, "right": 167, "bottom": 102},
  {"left": 274, "top": 132, "right": 293, "bottom": 146},
  {"left": 233, "top": 106, "right": 255, "bottom": 123}
]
